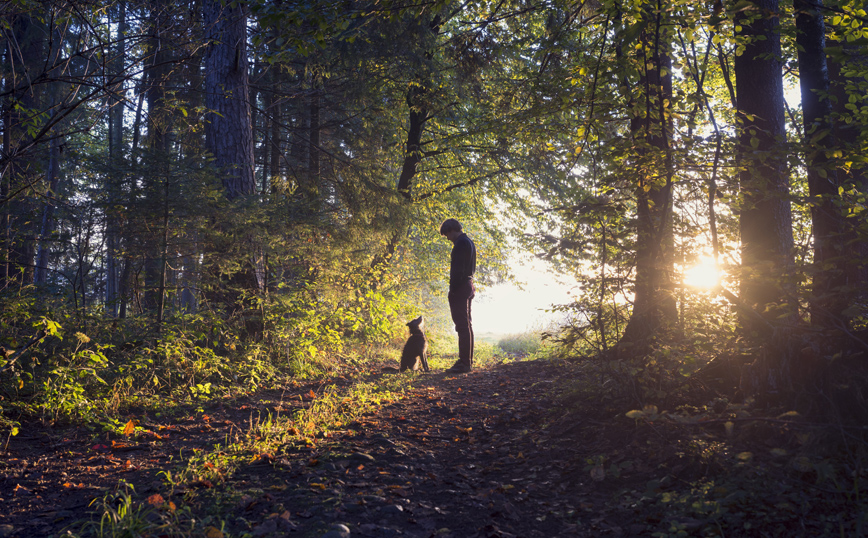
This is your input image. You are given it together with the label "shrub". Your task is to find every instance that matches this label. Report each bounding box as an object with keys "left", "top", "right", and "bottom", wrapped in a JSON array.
[{"left": 497, "top": 331, "right": 542, "bottom": 356}]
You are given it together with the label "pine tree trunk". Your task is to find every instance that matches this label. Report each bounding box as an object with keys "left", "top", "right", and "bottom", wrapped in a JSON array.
[
  {"left": 203, "top": 0, "right": 255, "bottom": 199},
  {"left": 143, "top": 0, "right": 170, "bottom": 312},
  {"left": 106, "top": 1, "right": 127, "bottom": 315}
]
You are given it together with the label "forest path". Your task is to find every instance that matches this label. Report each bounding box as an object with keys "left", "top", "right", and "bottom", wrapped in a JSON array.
[{"left": 1, "top": 359, "right": 631, "bottom": 538}]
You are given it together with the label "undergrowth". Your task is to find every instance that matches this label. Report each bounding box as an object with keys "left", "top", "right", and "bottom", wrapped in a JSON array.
[
  {"left": 547, "top": 330, "right": 868, "bottom": 537},
  {"left": 0, "top": 285, "right": 425, "bottom": 438}
]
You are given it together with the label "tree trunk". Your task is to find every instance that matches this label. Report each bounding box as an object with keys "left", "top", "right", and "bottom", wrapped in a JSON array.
[
  {"left": 620, "top": 0, "right": 677, "bottom": 345},
  {"left": 106, "top": 1, "right": 127, "bottom": 315},
  {"left": 396, "top": 83, "right": 428, "bottom": 199},
  {"left": 734, "top": 0, "right": 798, "bottom": 399},
  {"left": 827, "top": 13, "right": 868, "bottom": 321},
  {"left": 143, "top": 0, "right": 171, "bottom": 312},
  {"left": 203, "top": 0, "right": 261, "bottom": 335},
  {"left": 307, "top": 88, "right": 321, "bottom": 202},
  {"left": 734, "top": 0, "right": 794, "bottom": 332},
  {"left": 34, "top": 133, "right": 61, "bottom": 285},
  {"left": 268, "top": 77, "right": 282, "bottom": 195},
  {"left": 203, "top": 0, "right": 255, "bottom": 199},
  {"left": 795, "top": 0, "right": 844, "bottom": 328},
  {"left": 2, "top": 13, "right": 45, "bottom": 289},
  {"left": 395, "top": 15, "right": 442, "bottom": 199}
]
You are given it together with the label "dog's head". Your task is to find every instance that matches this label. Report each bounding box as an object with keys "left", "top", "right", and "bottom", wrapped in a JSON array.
[{"left": 407, "top": 316, "right": 423, "bottom": 330}]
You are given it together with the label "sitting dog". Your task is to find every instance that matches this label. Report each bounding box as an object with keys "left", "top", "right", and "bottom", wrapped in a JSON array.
[{"left": 399, "top": 316, "right": 429, "bottom": 372}]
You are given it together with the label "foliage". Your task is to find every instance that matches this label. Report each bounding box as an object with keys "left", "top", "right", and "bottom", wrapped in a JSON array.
[
  {"left": 497, "top": 331, "right": 544, "bottom": 356},
  {"left": 68, "top": 482, "right": 202, "bottom": 538}
]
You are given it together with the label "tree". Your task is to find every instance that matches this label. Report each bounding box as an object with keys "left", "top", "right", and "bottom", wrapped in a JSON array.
[
  {"left": 793, "top": 0, "right": 848, "bottom": 330},
  {"left": 826, "top": 0, "right": 868, "bottom": 326},
  {"left": 733, "top": 0, "right": 794, "bottom": 332},
  {"left": 619, "top": 0, "right": 678, "bottom": 345},
  {"left": 204, "top": 0, "right": 256, "bottom": 199}
]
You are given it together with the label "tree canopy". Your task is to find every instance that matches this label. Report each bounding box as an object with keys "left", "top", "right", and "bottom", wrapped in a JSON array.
[{"left": 2, "top": 0, "right": 868, "bottom": 414}]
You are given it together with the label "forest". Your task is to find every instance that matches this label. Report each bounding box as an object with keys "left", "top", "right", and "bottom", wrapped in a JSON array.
[{"left": 2, "top": 0, "right": 868, "bottom": 536}]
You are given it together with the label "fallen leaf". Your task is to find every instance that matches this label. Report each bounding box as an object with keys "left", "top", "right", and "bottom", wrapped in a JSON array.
[
  {"left": 204, "top": 526, "right": 224, "bottom": 538},
  {"left": 590, "top": 465, "right": 605, "bottom": 482},
  {"left": 122, "top": 420, "right": 136, "bottom": 436}
]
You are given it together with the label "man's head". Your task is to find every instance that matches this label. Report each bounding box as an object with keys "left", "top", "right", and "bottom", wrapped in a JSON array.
[{"left": 439, "top": 218, "right": 463, "bottom": 237}]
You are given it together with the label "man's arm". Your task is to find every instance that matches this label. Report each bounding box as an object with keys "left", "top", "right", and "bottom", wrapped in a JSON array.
[{"left": 449, "top": 236, "right": 475, "bottom": 291}]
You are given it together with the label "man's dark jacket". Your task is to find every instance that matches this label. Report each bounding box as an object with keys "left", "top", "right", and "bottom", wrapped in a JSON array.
[{"left": 449, "top": 233, "right": 476, "bottom": 292}]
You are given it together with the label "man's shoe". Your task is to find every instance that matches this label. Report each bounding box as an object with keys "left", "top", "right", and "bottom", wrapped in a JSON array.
[{"left": 446, "top": 361, "right": 471, "bottom": 373}]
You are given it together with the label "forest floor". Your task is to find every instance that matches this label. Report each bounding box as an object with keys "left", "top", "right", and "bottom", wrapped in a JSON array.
[{"left": 0, "top": 357, "right": 865, "bottom": 538}]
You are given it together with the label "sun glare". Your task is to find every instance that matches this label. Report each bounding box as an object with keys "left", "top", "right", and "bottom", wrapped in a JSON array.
[{"left": 683, "top": 257, "right": 722, "bottom": 290}]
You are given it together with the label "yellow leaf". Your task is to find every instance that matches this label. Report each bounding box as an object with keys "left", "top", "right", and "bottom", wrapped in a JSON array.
[
  {"left": 122, "top": 420, "right": 136, "bottom": 436},
  {"left": 204, "top": 526, "right": 224, "bottom": 538},
  {"left": 642, "top": 404, "right": 658, "bottom": 415}
]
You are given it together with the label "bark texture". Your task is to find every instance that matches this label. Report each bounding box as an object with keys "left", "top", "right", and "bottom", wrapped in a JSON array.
[
  {"left": 204, "top": 0, "right": 255, "bottom": 199},
  {"left": 734, "top": 0, "right": 794, "bottom": 329}
]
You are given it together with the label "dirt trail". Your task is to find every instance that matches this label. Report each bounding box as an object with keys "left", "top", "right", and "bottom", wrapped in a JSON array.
[{"left": 1, "top": 360, "right": 626, "bottom": 538}]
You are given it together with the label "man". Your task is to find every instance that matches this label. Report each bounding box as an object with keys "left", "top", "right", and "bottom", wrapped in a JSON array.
[{"left": 440, "top": 218, "right": 476, "bottom": 373}]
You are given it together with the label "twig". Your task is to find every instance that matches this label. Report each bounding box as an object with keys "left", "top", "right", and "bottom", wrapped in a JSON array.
[{"left": 0, "top": 329, "right": 48, "bottom": 374}]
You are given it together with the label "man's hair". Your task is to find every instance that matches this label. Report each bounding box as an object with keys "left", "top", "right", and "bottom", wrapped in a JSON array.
[{"left": 439, "top": 218, "right": 463, "bottom": 235}]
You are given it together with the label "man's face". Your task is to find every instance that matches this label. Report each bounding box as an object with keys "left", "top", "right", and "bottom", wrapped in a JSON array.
[{"left": 443, "top": 230, "right": 461, "bottom": 242}]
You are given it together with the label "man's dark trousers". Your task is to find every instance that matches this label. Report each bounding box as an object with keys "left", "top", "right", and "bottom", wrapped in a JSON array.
[{"left": 449, "top": 279, "right": 475, "bottom": 367}]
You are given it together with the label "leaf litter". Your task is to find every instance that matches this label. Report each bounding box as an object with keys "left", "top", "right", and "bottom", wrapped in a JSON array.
[{"left": 1, "top": 358, "right": 853, "bottom": 537}]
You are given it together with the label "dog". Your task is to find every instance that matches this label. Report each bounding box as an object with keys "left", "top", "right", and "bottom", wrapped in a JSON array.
[{"left": 399, "top": 316, "right": 429, "bottom": 372}]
